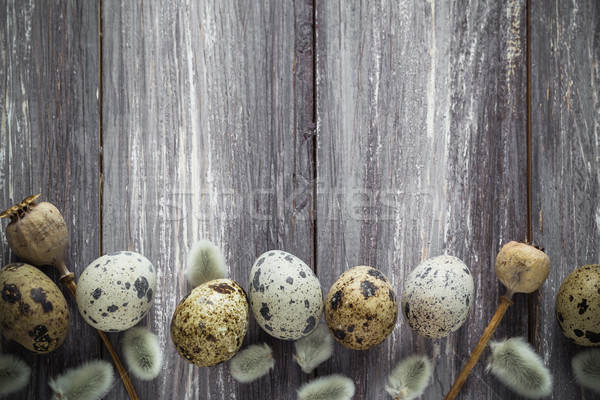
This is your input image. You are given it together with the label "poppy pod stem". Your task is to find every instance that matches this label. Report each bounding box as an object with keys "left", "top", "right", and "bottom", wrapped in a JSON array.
[{"left": 445, "top": 296, "right": 514, "bottom": 399}]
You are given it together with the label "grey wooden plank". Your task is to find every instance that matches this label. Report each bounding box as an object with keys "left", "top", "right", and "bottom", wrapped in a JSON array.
[
  {"left": 101, "top": 0, "right": 314, "bottom": 398},
  {"left": 0, "top": 0, "right": 100, "bottom": 399},
  {"left": 315, "top": 0, "right": 529, "bottom": 398},
  {"left": 531, "top": 0, "right": 600, "bottom": 399}
]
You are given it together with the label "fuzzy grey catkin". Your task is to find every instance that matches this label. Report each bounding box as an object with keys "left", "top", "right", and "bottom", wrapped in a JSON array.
[
  {"left": 0, "top": 354, "right": 31, "bottom": 396},
  {"left": 229, "top": 343, "right": 274, "bottom": 383},
  {"left": 572, "top": 349, "right": 600, "bottom": 394},
  {"left": 122, "top": 326, "right": 163, "bottom": 380},
  {"left": 187, "top": 239, "right": 227, "bottom": 287},
  {"left": 297, "top": 374, "right": 355, "bottom": 400},
  {"left": 385, "top": 355, "right": 432, "bottom": 400},
  {"left": 48, "top": 360, "right": 114, "bottom": 400},
  {"left": 486, "top": 337, "right": 552, "bottom": 398},
  {"left": 293, "top": 324, "right": 334, "bottom": 373}
]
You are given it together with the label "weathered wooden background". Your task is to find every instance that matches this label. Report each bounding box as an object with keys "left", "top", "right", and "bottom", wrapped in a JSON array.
[{"left": 0, "top": 0, "right": 598, "bottom": 399}]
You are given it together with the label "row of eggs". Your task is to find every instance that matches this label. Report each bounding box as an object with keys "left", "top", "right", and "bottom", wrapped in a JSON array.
[
  {"left": 0, "top": 251, "right": 157, "bottom": 353},
  {"left": 1, "top": 247, "right": 598, "bottom": 363},
  {"left": 170, "top": 251, "right": 476, "bottom": 366}
]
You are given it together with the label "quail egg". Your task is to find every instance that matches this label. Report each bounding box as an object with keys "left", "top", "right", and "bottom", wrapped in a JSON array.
[
  {"left": 0, "top": 263, "right": 69, "bottom": 353},
  {"left": 171, "top": 279, "right": 249, "bottom": 366},
  {"left": 555, "top": 264, "right": 600, "bottom": 346},
  {"left": 401, "top": 255, "right": 474, "bottom": 338},
  {"left": 76, "top": 251, "right": 156, "bottom": 332},
  {"left": 248, "top": 251, "right": 323, "bottom": 340},
  {"left": 325, "top": 266, "right": 398, "bottom": 350}
]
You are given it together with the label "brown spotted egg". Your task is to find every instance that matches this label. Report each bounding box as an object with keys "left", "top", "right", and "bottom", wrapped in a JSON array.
[
  {"left": 325, "top": 266, "right": 398, "bottom": 350},
  {"left": 249, "top": 251, "right": 323, "bottom": 340},
  {"left": 76, "top": 251, "right": 156, "bottom": 332},
  {"left": 555, "top": 264, "right": 600, "bottom": 346},
  {"left": 401, "top": 255, "right": 474, "bottom": 338},
  {"left": 0, "top": 263, "right": 70, "bottom": 353},
  {"left": 171, "top": 279, "right": 249, "bottom": 366}
]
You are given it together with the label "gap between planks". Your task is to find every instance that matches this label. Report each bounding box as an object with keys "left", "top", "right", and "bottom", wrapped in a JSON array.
[{"left": 98, "top": 0, "right": 104, "bottom": 258}]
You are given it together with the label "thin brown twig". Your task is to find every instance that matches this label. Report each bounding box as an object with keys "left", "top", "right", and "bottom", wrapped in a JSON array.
[
  {"left": 59, "top": 271, "right": 139, "bottom": 400},
  {"left": 444, "top": 296, "right": 514, "bottom": 399}
]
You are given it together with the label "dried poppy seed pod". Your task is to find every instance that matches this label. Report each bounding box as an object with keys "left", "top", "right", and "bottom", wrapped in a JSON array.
[
  {"left": 494, "top": 241, "right": 550, "bottom": 297},
  {"left": 1, "top": 195, "right": 69, "bottom": 278}
]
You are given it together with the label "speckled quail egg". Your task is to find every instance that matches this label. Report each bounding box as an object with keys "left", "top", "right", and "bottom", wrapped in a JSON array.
[
  {"left": 76, "top": 251, "right": 156, "bottom": 332},
  {"left": 555, "top": 264, "right": 600, "bottom": 346},
  {"left": 171, "top": 279, "right": 249, "bottom": 366},
  {"left": 0, "top": 263, "right": 69, "bottom": 353},
  {"left": 401, "top": 255, "right": 474, "bottom": 338},
  {"left": 248, "top": 251, "right": 323, "bottom": 340},
  {"left": 325, "top": 266, "right": 398, "bottom": 350}
]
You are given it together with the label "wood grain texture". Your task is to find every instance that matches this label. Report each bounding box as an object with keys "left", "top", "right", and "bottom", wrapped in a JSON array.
[
  {"left": 0, "top": 0, "right": 100, "bottom": 399},
  {"left": 315, "top": 0, "right": 529, "bottom": 398},
  {"left": 531, "top": 0, "right": 600, "bottom": 399},
  {"left": 101, "top": 0, "right": 314, "bottom": 398}
]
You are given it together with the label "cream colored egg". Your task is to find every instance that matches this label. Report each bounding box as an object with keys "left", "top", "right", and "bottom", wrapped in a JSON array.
[
  {"left": 171, "top": 279, "right": 249, "bottom": 366},
  {"left": 248, "top": 251, "right": 323, "bottom": 340},
  {"left": 76, "top": 251, "right": 156, "bottom": 332},
  {"left": 325, "top": 266, "right": 398, "bottom": 350},
  {"left": 0, "top": 263, "right": 69, "bottom": 353},
  {"left": 401, "top": 255, "right": 474, "bottom": 338},
  {"left": 555, "top": 264, "right": 600, "bottom": 346}
]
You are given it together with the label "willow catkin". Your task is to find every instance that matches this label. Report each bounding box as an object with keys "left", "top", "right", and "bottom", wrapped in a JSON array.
[
  {"left": 122, "top": 327, "right": 163, "bottom": 380},
  {"left": 229, "top": 343, "right": 274, "bottom": 383},
  {"left": 297, "top": 375, "right": 355, "bottom": 400},
  {"left": 48, "top": 360, "right": 114, "bottom": 400},
  {"left": 572, "top": 349, "right": 600, "bottom": 394},
  {"left": 293, "top": 324, "right": 333, "bottom": 373},
  {"left": 385, "top": 355, "right": 432, "bottom": 400},
  {"left": 486, "top": 337, "right": 552, "bottom": 398},
  {"left": 187, "top": 239, "right": 227, "bottom": 287},
  {"left": 0, "top": 353, "right": 30, "bottom": 396}
]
